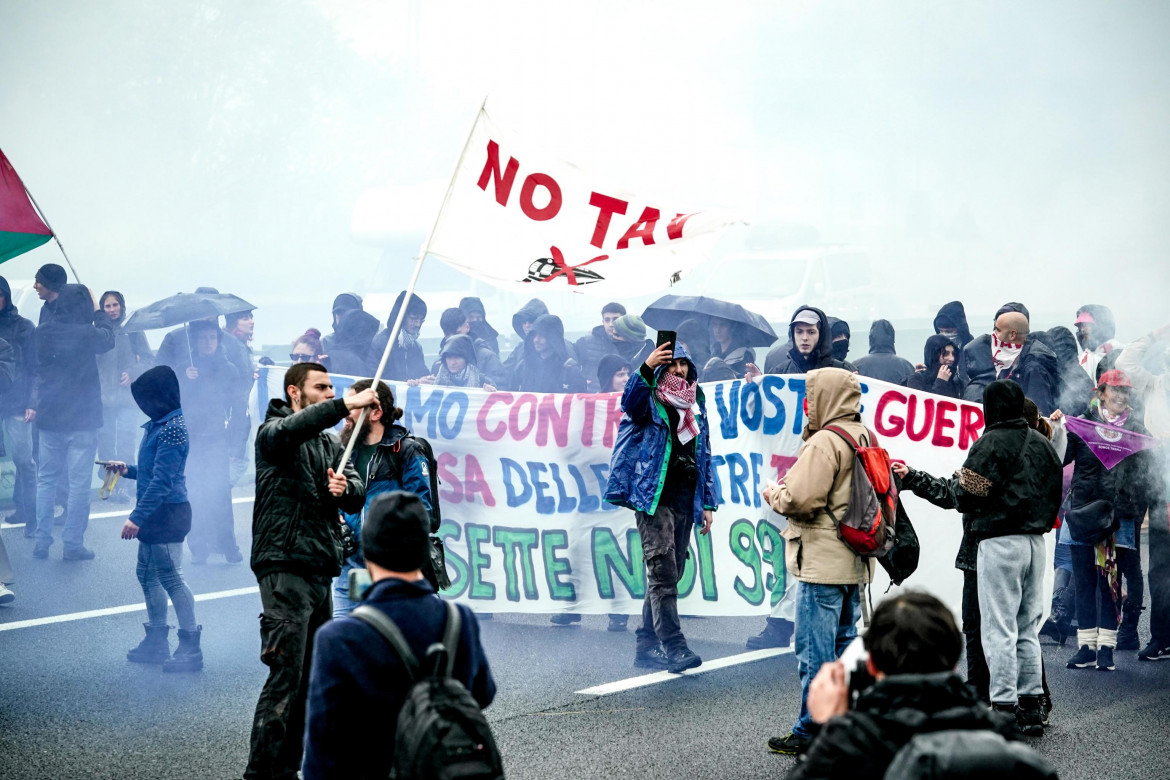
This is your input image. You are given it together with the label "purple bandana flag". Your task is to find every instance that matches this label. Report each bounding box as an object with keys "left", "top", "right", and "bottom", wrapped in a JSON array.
[{"left": 1064, "top": 416, "right": 1156, "bottom": 470}]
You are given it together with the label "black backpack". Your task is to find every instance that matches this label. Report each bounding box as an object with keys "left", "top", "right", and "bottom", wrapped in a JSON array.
[
  {"left": 352, "top": 602, "right": 504, "bottom": 780},
  {"left": 389, "top": 434, "right": 452, "bottom": 590}
]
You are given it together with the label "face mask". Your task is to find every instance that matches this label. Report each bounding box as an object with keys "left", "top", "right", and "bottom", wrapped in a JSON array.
[
  {"left": 832, "top": 340, "right": 850, "bottom": 362},
  {"left": 992, "top": 333, "right": 1023, "bottom": 372}
]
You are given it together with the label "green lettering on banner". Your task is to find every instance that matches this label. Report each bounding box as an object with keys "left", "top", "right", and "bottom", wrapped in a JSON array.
[
  {"left": 591, "top": 527, "right": 645, "bottom": 600},
  {"left": 465, "top": 523, "right": 496, "bottom": 600},
  {"left": 756, "top": 521, "right": 786, "bottom": 607},
  {"left": 541, "top": 529, "right": 576, "bottom": 601},
  {"left": 437, "top": 520, "right": 468, "bottom": 597},
  {"left": 492, "top": 526, "right": 540, "bottom": 602},
  {"left": 729, "top": 518, "right": 765, "bottom": 606},
  {"left": 695, "top": 527, "right": 719, "bottom": 600}
]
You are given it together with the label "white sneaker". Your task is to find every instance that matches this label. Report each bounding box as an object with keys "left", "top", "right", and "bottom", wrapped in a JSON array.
[{"left": 0, "top": 584, "right": 14, "bottom": 605}]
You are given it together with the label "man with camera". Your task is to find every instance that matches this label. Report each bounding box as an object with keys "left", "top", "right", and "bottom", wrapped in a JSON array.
[
  {"left": 243, "top": 361, "right": 377, "bottom": 780},
  {"left": 787, "top": 592, "right": 1054, "bottom": 779}
]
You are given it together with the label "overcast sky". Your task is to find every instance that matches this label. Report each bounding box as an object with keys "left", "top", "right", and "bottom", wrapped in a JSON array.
[{"left": 2, "top": 0, "right": 1168, "bottom": 344}]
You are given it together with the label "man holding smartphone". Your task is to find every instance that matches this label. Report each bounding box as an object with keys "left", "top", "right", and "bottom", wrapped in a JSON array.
[{"left": 604, "top": 337, "right": 717, "bottom": 674}]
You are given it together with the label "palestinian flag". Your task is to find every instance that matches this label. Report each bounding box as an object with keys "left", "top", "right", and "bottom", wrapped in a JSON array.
[{"left": 0, "top": 148, "right": 52, "bottom": 264}]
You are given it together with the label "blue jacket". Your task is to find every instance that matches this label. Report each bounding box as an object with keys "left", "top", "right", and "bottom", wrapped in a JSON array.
[
  {"left": 125, "top": 366, "right": 190, "bottom": 543},
  {"left": 604, "top": 343, "right": 718, "bottom": 519},
  {"left": 343, "top": 423, "right": 433, "bottom": 566},
  {"left": 302, "top": 577, "right": 496, "bottom": 780}
]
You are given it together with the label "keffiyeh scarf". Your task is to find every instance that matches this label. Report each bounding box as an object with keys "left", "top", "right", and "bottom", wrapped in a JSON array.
[{"left": 656, "top": 371, "right": 699, "bottom": 445}]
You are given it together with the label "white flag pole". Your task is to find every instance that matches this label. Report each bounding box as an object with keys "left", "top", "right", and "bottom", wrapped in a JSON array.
[
  {"left": 336, "top": 98, "right": 488, "bottom": 471},
  {"left": 22, "top": 184, "right": 82, "bottom": 286}
]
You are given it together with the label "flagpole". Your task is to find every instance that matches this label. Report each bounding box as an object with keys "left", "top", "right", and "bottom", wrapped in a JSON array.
[
  {"left": 22, "top": 185, "right": 82, "bottom": 286},
  {"left": 335, "top": 97, "right": 488, "bottom": 471}
]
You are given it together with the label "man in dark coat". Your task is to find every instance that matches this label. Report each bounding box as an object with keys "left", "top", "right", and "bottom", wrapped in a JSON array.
[
  {"left": 435, "top": 308, "right": 507, "bottom": 389},
  {"left": 575, "top": 301, "right": 627, "bottom": 392},
  {"left": 320, "top": 292, "right": 364, "bottom": 357},
  {"left": 31, "top": 284, "right": 115, "bottom": 560},
  {"left": 787, "top": 592, "right": 1042, "bottom": 780},
  {"left": 370, "top": 291, "right": 429, "bottom": 382},
  {"left": 96, "top": 290, "right": 154, "bottom": 497},
  {"left": 964, "top": 305, "right": 1059, "bottom": 415},
  {"left": 828, "top": 317, "right": 851, "bottom": 363},
  {"left": 933, "top": 300, "right": 974, "bottom": 347},
  {"left": 515, "top": 315, "right": 586, "bottom": 393},
  {"left": 302, "top": 492, "right": 495, "bottom": 779},
  {"left": 894, "top": 381, "right": 1063, "bottom": 734},
  {"left": 244, "top": 362, "right": 376, "bottom": 780},
  {"left": 854, "top": 319, "right": 915, "bottom": 385},
  {"left": 1042, "top": 325, "right": 1094, "bottom": 415},
  {"left": 32, "top": 263, "right": 67, "bottom": 324},
  {"left": 905, "top": 334, "right": 967, "bottom": 398},
  {"left": 459, "top": 296, "right": 501, "bottom": 356},
  {"left": 763, "top": 306, "right": 857, "bottom": 375},
  {"left": 502, "top": 297, "right": 549, "bottom": 383},
  {"left": 0, "top": 276, "right": 38, "bottom": 530}
]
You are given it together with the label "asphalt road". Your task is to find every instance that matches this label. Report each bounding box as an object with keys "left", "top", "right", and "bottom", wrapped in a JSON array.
[{"left": 2, "top": 498, "right": 1168, "bottom": 779}]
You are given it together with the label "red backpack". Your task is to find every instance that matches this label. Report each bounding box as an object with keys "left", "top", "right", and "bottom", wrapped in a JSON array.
[{"left": 822, "top": 425, "right": 897, "bottom": 558}]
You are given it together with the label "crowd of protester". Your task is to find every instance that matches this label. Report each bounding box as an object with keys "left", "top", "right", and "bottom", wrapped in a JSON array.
[{"left": 0, "top": 261, "right": 1167, "bottom": 779}]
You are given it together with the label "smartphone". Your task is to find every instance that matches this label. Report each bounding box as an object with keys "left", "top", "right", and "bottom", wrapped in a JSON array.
[
  {"left": 348, "top": 568, "right": 373, "bottom": 602},
  {"left": 94, "top": 460, "right": 115, "bottom": 467},
  {"left": 656, "top": 330, "right": 677, "bottom": 350}
]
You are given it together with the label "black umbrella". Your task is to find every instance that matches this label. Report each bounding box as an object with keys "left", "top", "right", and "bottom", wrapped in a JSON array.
[
  {"left": 641, "top": 295, "right": 778, "bottom": 347},
  {"left": 122, "top": 292, "right": 256, "bottom": 333}
]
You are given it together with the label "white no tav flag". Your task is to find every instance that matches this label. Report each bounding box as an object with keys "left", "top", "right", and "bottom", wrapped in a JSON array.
[{"left": 426, "top": 107, "right": 743, "bottom": 294}]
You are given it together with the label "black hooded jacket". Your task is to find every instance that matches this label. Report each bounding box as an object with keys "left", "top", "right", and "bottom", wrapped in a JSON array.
[
  {"left": 516, "top": 315, "right": 586, "bottom": 393},
  {"left": 328, "top": 309, "right": 379, "bottom": 378},
  {"left": 34, "top": 284, "right": 115, "bottom": 432},
  {"left": 1042, "top": 326, "right": 1094, "bottom": 416},
  {"left": 764, "top": 305, "right": 856, "bottom": 375},
  {"left": 963, "top": 333, "right": 1059, "bottom": 416},
  {"left": 503, "top": 298, "right": 549, "bottom": 380},
  {"left": 933, "top": 301, "right": 974, "bottom": 347},
  {"left": 905, "top": 335, "right": 967, "bottom": 398},
  {"left": 575, "top": 324, "right": 625, "bottom": 392},
  {"left": 370, "top": 292, "right": 430, "bottom": 382},
  {"left": 459, "top": 297, "right": 501, "bottom": 356},
  {"left": 902, "top": 381, "right": 1063, "bottom": 569},
  {"left": 0, "top": 276, "right": 37, "bottom": 417},
  {"left": 321, "top": 292, "right": 364, "bottom": 356},
  {"left": 788, "top": 673, "right": 1020, "bottom": 780},
  {"left": 855, "top": 320, "right": 915, "bottom": 385},
  {"left": 176, "top": 324, "right": 240, "bottom": 439},
  {"left": 96, "top": 290, "right": 154, "bottom": 408}
]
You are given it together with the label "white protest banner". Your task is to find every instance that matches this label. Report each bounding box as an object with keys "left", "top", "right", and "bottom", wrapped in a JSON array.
[
  {"left": 424, "top": 106, "right": 743, "bottom": 294},
  {"left": 257, "top": 370, "right": 996, "bottom": 617}
]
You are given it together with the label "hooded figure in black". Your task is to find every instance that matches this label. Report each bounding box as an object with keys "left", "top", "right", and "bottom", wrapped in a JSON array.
[
  {"left": 371, "top": 291, "right": 429, "bottom": 382},
  {"left": 126, "top": 366, "right": 192, "bottom": 544},
  {"left": 96, "top": 290, "right": 154, "bottom": 471},
  {"left": 459, "top": 296, "right": 501, "bottom": 356},
  {"left": 898, "top": 380, "right": 1063, "bottom": 713},
  {"left": 934, "top": 301, "right": 974, "bottom": 347},
  {"left": 176, "top": 319, "right": 241, "bottom": 564},
  {"left": 763, "top": 305, "right": 856, "bottom": 375},
  {"left": 320, "top": 292, "right": 364, "bottom": 357},
  {"left": 503, "top": 297, "right": 549, "bottom": 381},
  {"left": 327, "top": 309, "right": 379, "bottom": 378},
  {"left": 1042, "top": 326, "right": 1094, "bottom": 416},
  {"left": 855, "top": 320, "right": 915, "bottom": 385},
  {"left": 905, "top": 335, "right": 967, "bottom": 398},
  {"left": 828, "top": 317, "right": 851, "bottom": 364},
  {"left": 515, "top": 315, "right": 586, "bottom": 393},
  {"left": 434, "top": 334, "right": 486, "bottom": 389}
]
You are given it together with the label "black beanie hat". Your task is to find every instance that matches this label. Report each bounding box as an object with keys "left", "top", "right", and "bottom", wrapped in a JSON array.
[
  {"left": 361, "top": 491, "right": 430, "bottom": 572},
  {"left": 35, "top": 263, "right": 67, "bottom": 291}
]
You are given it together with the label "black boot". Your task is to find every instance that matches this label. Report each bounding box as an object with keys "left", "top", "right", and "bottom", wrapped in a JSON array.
[
  {"left": 127, "top": 624, "right": 171, "bottom": 664},
  {"left": 1017, "top": 695, "right": 1045, "bottom": 737},
  {"left": 163, "top": 626, "right": 203, "bottom": 672},
  {"left": 1118, "top": 606, "right": 1143, "bottom": 651},
  {"left": 746, "top": 618, "right": 794, "bottom": 650}
]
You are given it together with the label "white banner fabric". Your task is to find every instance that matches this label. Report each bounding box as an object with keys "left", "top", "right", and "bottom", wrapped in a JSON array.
[
  {"left": 424, "top": 107, "right": 742, "bottom": 294},
  {"left": 255, "top": 370, "right": 1004, "bottom": 618}
]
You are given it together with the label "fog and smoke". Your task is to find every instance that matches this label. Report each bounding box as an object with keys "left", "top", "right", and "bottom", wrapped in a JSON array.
[{"left": 2, "top": 0, "right": 1168, "bottom": 344}]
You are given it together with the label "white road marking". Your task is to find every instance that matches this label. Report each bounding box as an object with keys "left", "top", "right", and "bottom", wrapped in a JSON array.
[
  {"left": 0, "top": 496, "right": 255, "bottom": 530},
  {"left": 0, "top": 586, "right": 260, "bottom": 632},
  {"left": 575, "top": 646, "right": 794, "bottom": 696}
]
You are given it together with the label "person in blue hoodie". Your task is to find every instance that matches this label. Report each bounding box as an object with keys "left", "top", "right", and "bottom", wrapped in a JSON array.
[
  {"left": 334, "top": 378, "right": 433, "bottom": 617},
  {"left": 105, "top": 366, "right": 202, "bottom": 672},
  {"left": 605, "top": 340, "right": 717, "bottom": 674}
]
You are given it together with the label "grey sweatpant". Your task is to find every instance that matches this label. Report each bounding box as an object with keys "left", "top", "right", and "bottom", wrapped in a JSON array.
[{"left": 977, "top": 534, "right": 1045, "bottom": 704}]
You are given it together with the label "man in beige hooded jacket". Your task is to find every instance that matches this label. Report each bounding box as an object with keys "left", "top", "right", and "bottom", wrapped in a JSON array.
[{"left": 762, "top": 367, "right": 875, "bottom": 756}]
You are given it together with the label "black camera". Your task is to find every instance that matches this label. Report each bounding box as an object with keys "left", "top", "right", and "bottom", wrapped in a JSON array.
[{"left": 840, "top": 637, "right": 876, "bottom": 707}]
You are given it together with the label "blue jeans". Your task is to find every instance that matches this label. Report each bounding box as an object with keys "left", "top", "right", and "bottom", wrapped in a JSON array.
[
  {"left": 137, "top": 541, "right": 197, "bottom": 630},
  {"left": 34, "top": 429, "right": 98, "bottom": 551},
  {"left": 3, "top": 416, "right": 36, "bottom": 525},
  {"left": 792, "top": 582, "right": 860, "bottom": 738},
  {"left": 332, "top": 560, "right": 360, "bottom": 618}
]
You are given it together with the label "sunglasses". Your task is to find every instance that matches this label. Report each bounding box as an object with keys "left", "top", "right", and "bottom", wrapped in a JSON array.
[{"left": 289, "top": 353, "right": 316, "bottom": 363}]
